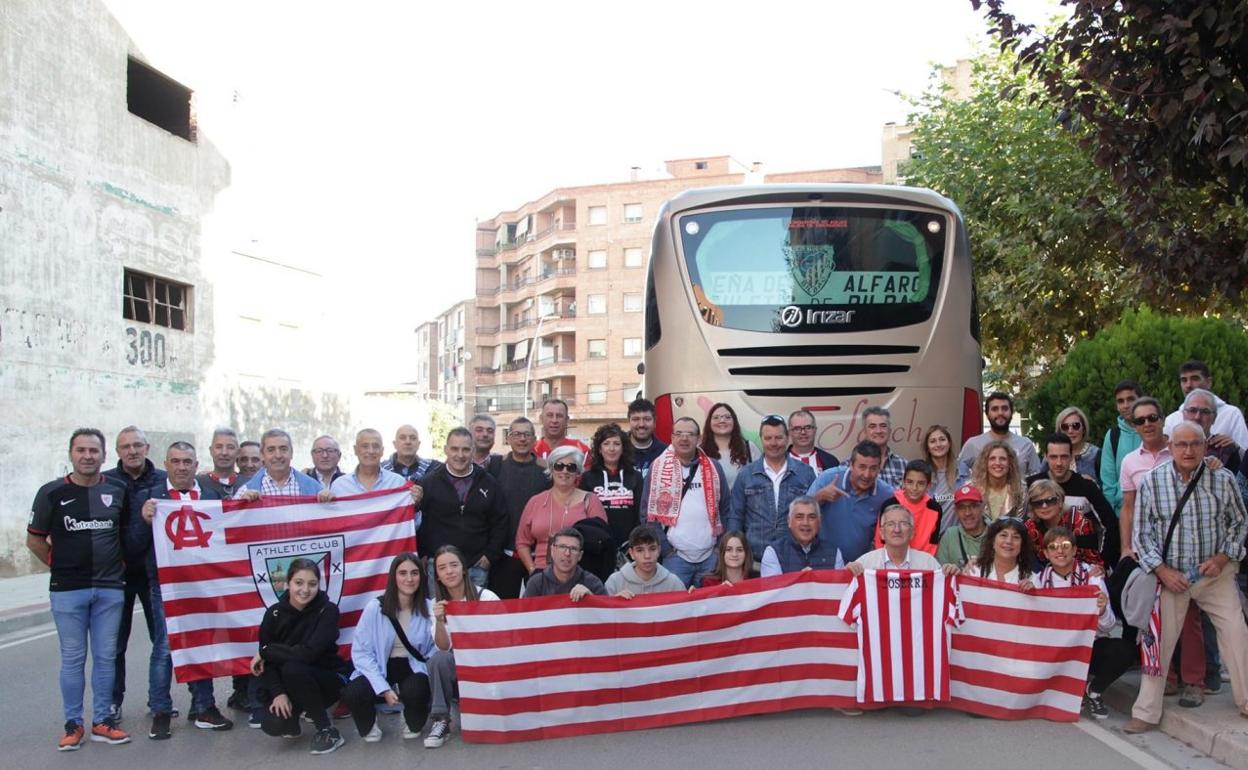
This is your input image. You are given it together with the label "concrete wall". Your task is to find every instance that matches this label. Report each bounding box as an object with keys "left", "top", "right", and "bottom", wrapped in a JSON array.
[{"left": 0, "top": 0, "right": 231, "bottom": 575}]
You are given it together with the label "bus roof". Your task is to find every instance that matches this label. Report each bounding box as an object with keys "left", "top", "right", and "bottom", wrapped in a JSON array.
[{"left": 658, "top": 184, "right": 963, "bottom": 220}]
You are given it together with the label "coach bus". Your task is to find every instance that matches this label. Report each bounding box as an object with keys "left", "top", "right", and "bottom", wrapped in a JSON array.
[{"left": 640, "top": 184, "right": 982, "bottom": 460}]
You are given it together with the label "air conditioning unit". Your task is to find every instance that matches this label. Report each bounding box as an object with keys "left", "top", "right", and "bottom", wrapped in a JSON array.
[{"left": 553, "top": 248, "right": 575, "bottom": 261}]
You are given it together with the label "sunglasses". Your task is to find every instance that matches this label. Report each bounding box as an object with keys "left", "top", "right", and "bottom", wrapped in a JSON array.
[
  {"left": 1044, "top": 542, "right": 1075, "bottom": 553},
  {"left": 1060, "top": 421, "right": 1083, "bottom": 431},
  {"left": 551, "top": 462, "right": 579, "bottom": 473},
  {"left": 1030, "top": 496, "right": 1061, "bottom": 508},
  {"left": 1131, "top": 413, "right": 1161, "bottom": 426}
]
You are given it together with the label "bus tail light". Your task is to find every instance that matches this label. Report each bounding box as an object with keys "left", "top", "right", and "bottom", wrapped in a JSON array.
[
  {"left": 961, "top": 387, "right": 983, "bottom": 445},
  {"left": 654, "top": 393, "right": 673, "bottom": 444}
]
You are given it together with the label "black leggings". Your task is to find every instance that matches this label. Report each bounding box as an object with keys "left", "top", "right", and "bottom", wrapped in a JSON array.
[
  {"left": 1089, "top": 627, "right": 1138, "bottom": 694},
  {"left": 341, "top": 658, "right": 431, "bottom": 735},
  {"left": 260, "top": 661, "right": 344, "bottom": 735}
]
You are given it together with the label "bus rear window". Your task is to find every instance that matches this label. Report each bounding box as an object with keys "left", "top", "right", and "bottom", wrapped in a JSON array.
[{"left": 679, "top": 206, "right": 946, "bottom": 333}]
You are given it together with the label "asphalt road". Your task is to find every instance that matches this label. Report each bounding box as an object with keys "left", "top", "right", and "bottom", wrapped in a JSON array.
[{"left": 0, "top": 616, "right": 1226, "bottom": 770}]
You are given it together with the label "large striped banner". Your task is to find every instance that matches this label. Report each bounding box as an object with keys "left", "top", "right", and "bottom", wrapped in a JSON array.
[
  {"left": 153, "top": 487, "right": 416, "bottom": 683},
  {"left": 446, "top": 570, "right": 1099, "bottom": 743}
]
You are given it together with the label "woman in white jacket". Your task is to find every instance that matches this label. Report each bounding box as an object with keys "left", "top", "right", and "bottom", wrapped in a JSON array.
[{"left": 340, "top": 552, "right": 437, "bottom": 743}]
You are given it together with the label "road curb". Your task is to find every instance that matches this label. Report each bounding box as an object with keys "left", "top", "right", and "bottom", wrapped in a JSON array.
[
  {"left": 0, "top": 607, "right": 53, "bottom": 637},
  {"left": 1104, "top": 676, "right": 1248, "bottom": 770}
]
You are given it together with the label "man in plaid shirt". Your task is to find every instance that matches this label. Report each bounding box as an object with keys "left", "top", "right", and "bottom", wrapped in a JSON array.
[{"left": 1124, "top": 420, "right": 1248, "bottom": 732}]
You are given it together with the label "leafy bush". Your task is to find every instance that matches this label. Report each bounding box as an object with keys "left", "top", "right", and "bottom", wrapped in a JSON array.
[{"left": 1025, "top": 308, "right": 1248, "bottom": 444}]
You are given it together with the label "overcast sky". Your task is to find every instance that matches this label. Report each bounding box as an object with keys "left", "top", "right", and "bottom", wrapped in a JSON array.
[{"left": 104, "top": 0, "right": 1059, "bottom": 383}]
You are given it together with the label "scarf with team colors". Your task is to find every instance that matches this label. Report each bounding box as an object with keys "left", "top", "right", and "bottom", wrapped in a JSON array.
[{"left": 644, "top": 446, "right": 721, "bottom": 533}]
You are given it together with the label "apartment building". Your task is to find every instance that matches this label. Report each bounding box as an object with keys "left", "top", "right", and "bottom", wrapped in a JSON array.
[{"left": 472, "top": 156, "right": 881, "bottom": 443}]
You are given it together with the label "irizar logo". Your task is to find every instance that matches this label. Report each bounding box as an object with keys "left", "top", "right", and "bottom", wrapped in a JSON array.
[{"left": 779, "top": 305, "right": 856, "bottom": 328}]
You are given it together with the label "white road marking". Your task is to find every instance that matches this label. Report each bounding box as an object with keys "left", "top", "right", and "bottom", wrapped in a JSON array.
[
  {"left": 0, "top": 627, "right": 58, "bottom": 650},
  {"left": 1072, "top": 717, "right": 1176, "bottom": 770}
]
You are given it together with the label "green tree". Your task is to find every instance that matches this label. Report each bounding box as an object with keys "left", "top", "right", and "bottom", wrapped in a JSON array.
[
  {"left": 973, "top": 0, "right": 1248, "bottom": 299},
  {"left": 904, "top": 46, "right": 1236, "bottom": 390},
  {"left": 1026, "top": 308, "right": 1248, "bottom": 443}
]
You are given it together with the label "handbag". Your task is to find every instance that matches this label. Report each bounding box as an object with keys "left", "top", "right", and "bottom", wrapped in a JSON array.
[{"left": 380, "top": 597, "right": 427, "bottom": 663}]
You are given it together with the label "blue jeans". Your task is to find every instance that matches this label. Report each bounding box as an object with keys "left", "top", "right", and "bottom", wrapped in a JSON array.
[
  {"left": 663, "top": 551, "right": 717, "bottom": 589},
  {"left": 149, "top": 580, "right": 218, "bottom": 714},
  {"left": 50, "top": 587, "right": 125, "bottom": 725}
]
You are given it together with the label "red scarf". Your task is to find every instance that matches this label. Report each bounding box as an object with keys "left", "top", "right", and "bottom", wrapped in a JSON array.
[{"left": 644, "top": 447, "right": 721, "bottom": 534}]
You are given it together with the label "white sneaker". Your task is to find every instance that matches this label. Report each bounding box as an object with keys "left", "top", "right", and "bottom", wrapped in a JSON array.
[
  {"left": 402, "top": 724, "right": 421, "bottom": 740},
  {"left": 362, "top": 723, "right": 382, "bottom": 743}
]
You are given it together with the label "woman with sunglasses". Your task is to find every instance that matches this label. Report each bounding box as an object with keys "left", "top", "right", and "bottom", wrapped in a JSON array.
[
  {"left": 962, "top": 517, "right": 1035, "bottom": 591},
  {"left": 700, "top": 402, "right": 758, "bottom": 491},
  {"left": 515, "top": 446, "right": 608, "bottom": 576},
  {"left": 1022, "top": 479, "right": 1103, "bottom": 568},
  {"left": 1035, "top": 527, "right": 1120, "bottom": 718},
  {"left": 1054, "top": 407, "right": 1101, "bottom": 482}
]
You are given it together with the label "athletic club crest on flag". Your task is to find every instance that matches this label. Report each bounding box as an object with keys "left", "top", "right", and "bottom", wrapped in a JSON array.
[
  {"left": 248, "top": 534, "right": 346, "bottom": 607},
  {"left": 786, "top": 243, "right": 837, "bottom": 296}
]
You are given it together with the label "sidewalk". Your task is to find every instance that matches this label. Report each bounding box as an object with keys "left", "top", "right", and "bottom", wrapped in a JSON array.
[
  {"left": 1105, "top": 671, "right": 1248, "bottom": 770},
  {"left": 0, "top": 572, "right": 52, "bottom": 636}
]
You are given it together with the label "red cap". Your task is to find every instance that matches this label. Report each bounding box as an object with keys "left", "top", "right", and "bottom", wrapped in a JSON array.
[{"left": 954, "top": 484, "right": 983, "bottom": 504}]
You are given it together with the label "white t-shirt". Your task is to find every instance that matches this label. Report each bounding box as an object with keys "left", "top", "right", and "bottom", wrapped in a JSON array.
[{"left": 667, "top": 468, "right": 714, "bottom": 563}]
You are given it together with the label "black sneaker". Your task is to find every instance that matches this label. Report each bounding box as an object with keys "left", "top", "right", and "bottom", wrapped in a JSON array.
[
  {"left": 193, "top": 706, "right": 233, "bottom": 731},
  {"left": 226, "top": 691, "right": 249, "bottom": 712},
  {"left": 108, "top": 703, "right": 123, "bottom": 724},
  {"left": 1085, "top": 691, "right": 1109, "bottom": 719},
  {"left": 309, "top": 727, "right": 344, "bottom": 755},
  {"left": 423, "top": 718, "right": 451, "bottom": 748},
  {"left": 149, "top": 712, "right": 172, "bottom": 740}
]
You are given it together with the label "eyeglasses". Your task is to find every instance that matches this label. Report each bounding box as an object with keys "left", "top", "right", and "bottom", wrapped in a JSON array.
[
  {"left": 1183, "top": 407, "right": 1214, "bottom": 417},
  {"left": 672, "top": 431, "right": 698, "bottom": 439},
  {"left": 1044, "top": 542, "right": 1075, "bottom": 553},
  {"left": 1030, "top": 496, "right": 1061, "bottom": 508},
  {"left": 311, "top": 448, "right": 340, "bottom": 455},
  {"left": 551, "top": 543, "right": 581, "bottom": 554},
  {"left": 1060, "top": 421, "right": 1083, "bottom": 431},
  {"left": 508, "top": 431, "right": 535, "bottom": 439},
  {"left": 790, "top": 424, "right": 815, "bottom": 432},
  {"left": 1172, "top": 440, "right": 1207, "bottom": 451},
  {"left": 551, "top": 462, "right": 580, "bottom": 473},
  {"left": 881, "top": 521, "right": 913, "bottom": 530},
  {"left": 1132, "top": 413, "right": 1161, "bottom": 426}
]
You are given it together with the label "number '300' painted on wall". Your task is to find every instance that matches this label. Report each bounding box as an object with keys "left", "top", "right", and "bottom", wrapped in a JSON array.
[{"left": 125, "top": 327, "right": 166, "bottom": 368}]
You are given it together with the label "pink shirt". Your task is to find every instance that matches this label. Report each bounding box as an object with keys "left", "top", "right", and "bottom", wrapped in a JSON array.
[
  {"left": 1118, "top": 444, "right": 1172, "bottom": 494},
  {"left": 515, "top": 489, "right": 608, "bottom": 568}
]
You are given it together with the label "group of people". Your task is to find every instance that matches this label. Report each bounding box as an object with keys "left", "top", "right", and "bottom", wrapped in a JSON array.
[{"left": 25, "top": 360, "right": 1248, "bottom": 753}]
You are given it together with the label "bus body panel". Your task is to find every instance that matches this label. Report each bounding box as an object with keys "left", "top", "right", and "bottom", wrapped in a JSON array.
[{"left": 643, "top": 184, "right": 982, "bottom": 460}]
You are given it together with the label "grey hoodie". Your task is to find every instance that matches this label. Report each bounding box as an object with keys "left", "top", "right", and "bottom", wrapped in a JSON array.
[{"left": 605, "top": 561, "right": 686, "bottom": 595}]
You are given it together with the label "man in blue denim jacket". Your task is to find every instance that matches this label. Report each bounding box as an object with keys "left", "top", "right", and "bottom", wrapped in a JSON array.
[{"left": 725, "top": 415, "right": 816, "bottom": 559}]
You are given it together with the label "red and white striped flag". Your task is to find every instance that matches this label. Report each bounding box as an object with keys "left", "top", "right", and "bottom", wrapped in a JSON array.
[
  {"left": 837, "top": 570, "right": 961, "bottom": 703},
  {"left": 446, "top": 571, "right": 1099, "bottom": 743},
  {"left": 153, "top": 487, "right": 416, "bottom": 683}
]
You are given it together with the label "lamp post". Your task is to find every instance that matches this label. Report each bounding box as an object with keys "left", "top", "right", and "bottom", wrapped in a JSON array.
[{"left": 522, "top": 313, "right": 559, "bottom": 419}]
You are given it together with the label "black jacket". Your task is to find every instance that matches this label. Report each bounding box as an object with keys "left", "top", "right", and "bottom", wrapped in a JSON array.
[
  {"left": 1025, "top": 471, "right": 1121, "bottom": 565},
  {"left": 415, "top": 463, "right": 507, "bottom": 567},
  {"left": 257, "top": 590, "right": 349, "bottom": 697},
  {"left": 494, "top": 455, "right": 551, "bottom": 549}
]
